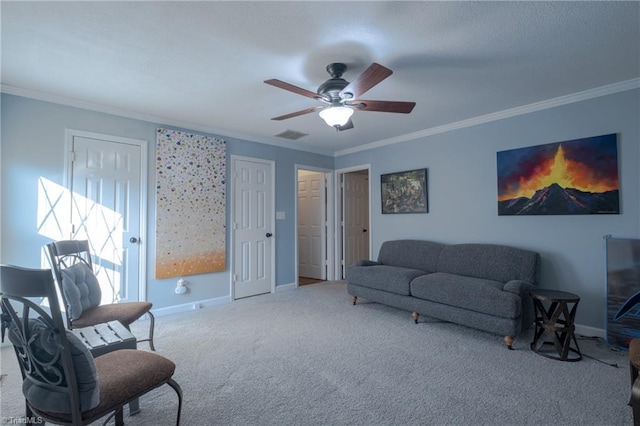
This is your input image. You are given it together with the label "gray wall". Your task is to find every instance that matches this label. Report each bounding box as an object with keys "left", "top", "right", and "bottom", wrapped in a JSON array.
[
  {"left": 0, "top": 94, "right": 334, "bottom": 309},
  {"left": 3, "top": 88, "right": 639, "bottom": 330},
  {"left": 335, "top": 88, "right": 640, "bottom": 330}
]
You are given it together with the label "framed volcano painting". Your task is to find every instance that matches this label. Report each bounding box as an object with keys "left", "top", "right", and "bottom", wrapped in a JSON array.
[{"left": 497, "top": 134, "right": 619, "bottom": 215}]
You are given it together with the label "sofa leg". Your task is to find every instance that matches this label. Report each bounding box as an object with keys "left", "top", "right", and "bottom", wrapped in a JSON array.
[
  {"left": 504, "top": 336, "right": 514, "bottom": 350},
  {"left": 352, "top": 296, "right": 357, "bottom": 305},
  {"left": 412, "top": 312, "right": 419, "bottom": 324}
]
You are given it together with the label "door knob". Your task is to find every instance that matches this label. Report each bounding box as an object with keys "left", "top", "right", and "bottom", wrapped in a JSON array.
[
  {"left": 130, "top": 237, "right": 139, "bottom": 243},
  {"left": 266, "top": 233, "right": 273, "bottom": 238}
]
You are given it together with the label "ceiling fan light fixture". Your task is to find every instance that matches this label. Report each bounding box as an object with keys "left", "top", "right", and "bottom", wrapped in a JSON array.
[{"left": 319, "top": 106, "right": 353, "bottom": 127}]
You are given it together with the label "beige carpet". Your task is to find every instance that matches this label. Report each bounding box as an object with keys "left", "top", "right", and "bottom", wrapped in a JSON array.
[{"left": 1, "top": 281, "right": 632, "bottom": 425}]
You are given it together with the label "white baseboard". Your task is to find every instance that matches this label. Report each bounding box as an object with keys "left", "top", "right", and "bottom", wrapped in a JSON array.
[
  {"left": 575, "top": 323, "right": 605, "bottom": 339},
  {"left": 148, "top": 284, "right": 296, "bottom": 317},
  {"left": 276, "top": 282, "right": 296, "bottom": 292},
  {"left": 150, "top": 295, "right": 231, "bottom": 317}
]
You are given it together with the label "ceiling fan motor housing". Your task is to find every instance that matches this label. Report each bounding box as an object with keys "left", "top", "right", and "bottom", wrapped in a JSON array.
[{"left": 317, "top": 63, "right": 350, "bottom": 102}]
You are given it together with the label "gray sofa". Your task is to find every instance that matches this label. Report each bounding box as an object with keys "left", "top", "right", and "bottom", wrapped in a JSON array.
[{"left": 345, "top": 239, "right": 541, "bottom": 349}]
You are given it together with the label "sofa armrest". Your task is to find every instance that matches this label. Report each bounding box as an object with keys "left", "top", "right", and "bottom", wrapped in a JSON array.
[
  {"left": 354, "top": 260, "right": 379, "bottom": 267},
  {"left": 503, "top": 280, "right": 536, "bottom": 331},
  {"left": 502, "top": 279, "right": 533, "bottom": 295}
]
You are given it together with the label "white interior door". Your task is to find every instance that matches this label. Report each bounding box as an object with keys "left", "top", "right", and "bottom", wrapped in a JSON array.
[
  {"left": 298, "top": 170, "right": 326, "bottom": 280},
  {"left": 68, "top": 131, "right": 146, "bottom": 304},
  {"left": 343, "top": 172, "right": 369, "bottom": 271},
  {"left": 232, "top": 157, "right": 274, "bottom": 299}
]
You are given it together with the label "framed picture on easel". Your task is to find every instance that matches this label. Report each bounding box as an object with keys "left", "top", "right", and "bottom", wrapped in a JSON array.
[{"left": 606, "top": 236, "right": 640, "bottom": 349}]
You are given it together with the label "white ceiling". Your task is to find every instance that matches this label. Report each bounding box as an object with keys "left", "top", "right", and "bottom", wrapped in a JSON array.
[{"left": 2, "top": 1, "right": 639, "bottom": 156}]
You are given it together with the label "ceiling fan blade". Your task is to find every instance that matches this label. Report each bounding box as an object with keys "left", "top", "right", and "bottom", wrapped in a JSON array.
[
  {"left": 349, "top": 100, "right": 416, "bottom": 114},
  {"left": 338, "top": 119, "right": 354, "bottom": 131},
  {"left": 264, "top": 79, "right": 320, "bottom": 100},
  {"left": 339, "top": 63, "right": 393, "bottom": 99},
  {"left": 271, "top": 106, "right": 324, "bottom": 121}
]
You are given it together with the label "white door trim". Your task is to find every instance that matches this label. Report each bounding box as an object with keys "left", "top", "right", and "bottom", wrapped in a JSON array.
[
  {"left": 230, "top": 155, "right": 276, "bottom": 299},
  {"left": 64, "top": 129, "right": 148, "bottom": 302},
  {"left": 295, "top": 164, "right": 335, "bottom": 284},
  {"left": 334, "top": 164, "right": 371, "bottom": 279}
]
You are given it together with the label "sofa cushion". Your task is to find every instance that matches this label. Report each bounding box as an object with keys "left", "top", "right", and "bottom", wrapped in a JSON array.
[
  {"left": 345, "top": 265, "right": 427, "bottom": 296},
  {"left": 436, "top": 243, "right": 540, "bottom": 284},
  {"left": 377, "top": 240, "right": 445, "bottom": 272},
  {"left": 410, "top": 272, "right": 521, "bottom": 319}
]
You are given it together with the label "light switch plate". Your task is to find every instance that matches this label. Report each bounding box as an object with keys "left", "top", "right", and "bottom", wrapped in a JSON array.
[{"left": 276, "top": 211, "right": 286, "bottom": 220}]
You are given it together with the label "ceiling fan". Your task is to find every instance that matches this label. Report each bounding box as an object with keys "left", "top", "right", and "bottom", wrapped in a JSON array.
[{"left": 265, "top": 62, "right": 416, "bottom": 131}]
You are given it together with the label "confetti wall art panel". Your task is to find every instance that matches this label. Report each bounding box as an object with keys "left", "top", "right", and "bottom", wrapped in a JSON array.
[{"left": 155, "top": 128, "right": 226, "bottom": 278}]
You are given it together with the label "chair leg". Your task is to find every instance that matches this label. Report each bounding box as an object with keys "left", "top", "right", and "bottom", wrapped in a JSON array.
[
  {"left": 167, "top": 378, "right": 183, "bottom": 426},
  {"left": 115, "top": 407, "right": 125, "bottom": 426},
  {"left": 632, "top": 362, "right": 639, "bottom": 404},
  {"left": 632, "top": 377, "right": 640, "bottom": 426}
]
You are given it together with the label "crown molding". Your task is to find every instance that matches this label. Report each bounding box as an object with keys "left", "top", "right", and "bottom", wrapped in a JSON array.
[
  {"left": 334, "top": 78, "right": 640, "bottom": 157},
  {"left": 3, "top": 78, "right": 638, "bottom": 159},
  {"left": 0, "top": 84, "right": 335, "bottom": 157}
]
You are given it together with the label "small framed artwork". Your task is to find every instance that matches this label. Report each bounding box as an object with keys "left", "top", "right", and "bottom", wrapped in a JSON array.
[{"left": 381, "top": 168, "right": 428, "bottom": 214}]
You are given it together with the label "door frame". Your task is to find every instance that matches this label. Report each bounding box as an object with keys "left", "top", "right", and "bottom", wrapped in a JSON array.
[
  {"left": 334, "top": 164, "right": 372, "bottom": 279},
  {"left": 230, "top": 155, "right": 276, "bottom": 299},
  {"left": 64, "top": 129, "right": 149, "bottom": 302},
  {"left": 294, "top": 164, "right": 335, "bottom": 285}
]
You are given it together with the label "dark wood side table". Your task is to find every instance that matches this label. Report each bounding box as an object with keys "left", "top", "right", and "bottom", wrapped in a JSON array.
[
  {"left": 71, "top": 320, "right": 141, "bottom": 414},
  {"left": 529, "top": 289, "right": 582, "bottom": 362}
]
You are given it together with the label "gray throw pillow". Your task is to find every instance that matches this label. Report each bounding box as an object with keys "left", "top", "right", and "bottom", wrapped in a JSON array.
[
  {"left": 9, "top": 318, "right": 100, "bottom": 413},
  {"left": 60, "top": 263, "right": 102, "bottom": 320}
]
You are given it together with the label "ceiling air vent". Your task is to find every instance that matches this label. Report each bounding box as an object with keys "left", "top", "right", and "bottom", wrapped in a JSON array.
[{"left": 275, "top": 129, "right": 308, "bottom": 140}]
